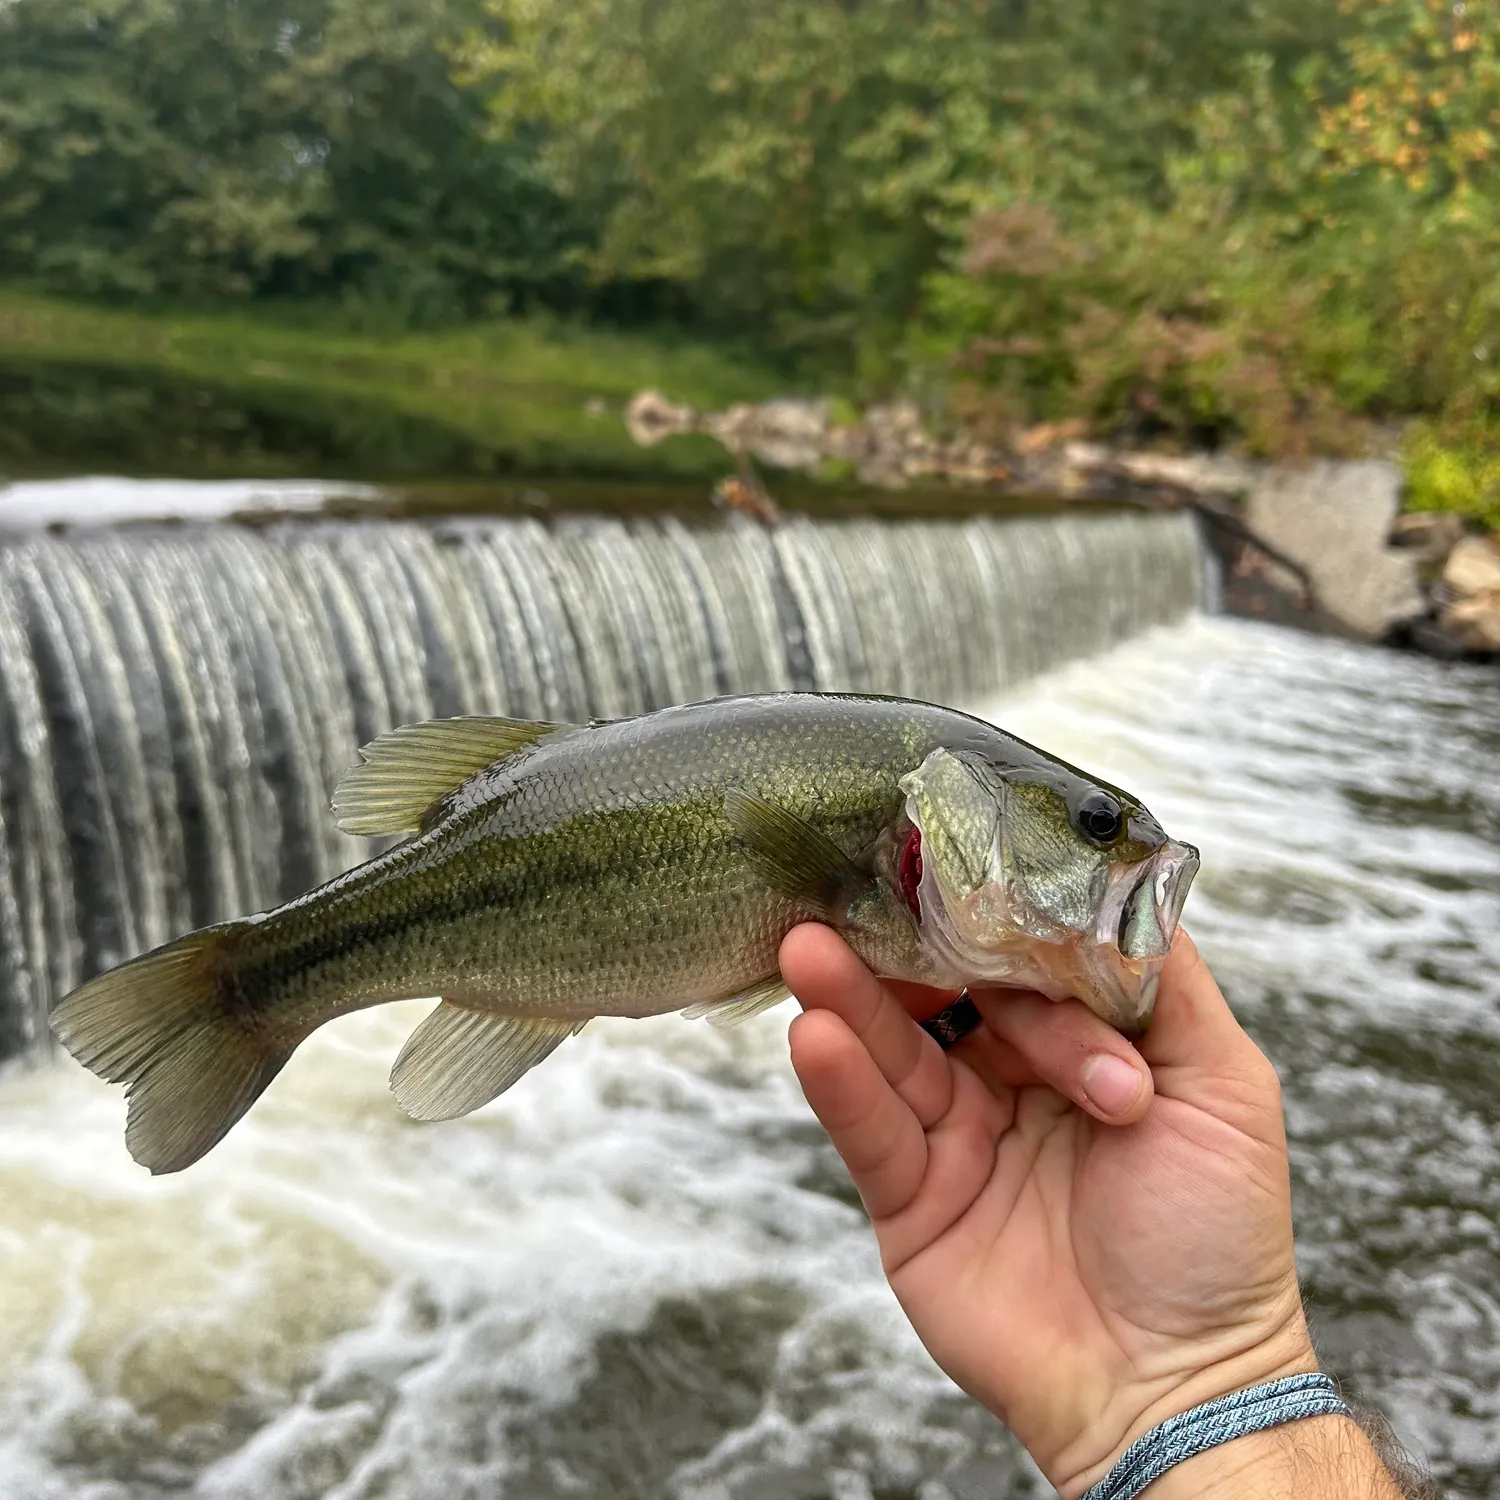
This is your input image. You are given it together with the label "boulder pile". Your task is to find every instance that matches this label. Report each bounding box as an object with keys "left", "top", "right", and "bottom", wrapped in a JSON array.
[{"left": 625, "top": 391, "right": 1016, "bottom": 487}]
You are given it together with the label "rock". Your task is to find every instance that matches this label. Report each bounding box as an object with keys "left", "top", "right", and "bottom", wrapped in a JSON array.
[
  {"left": 850, "top": 402, "right": 930, "bottom": 487},
  {"left": 700, "top": 399, "right": 830, "bottom": 470},
  {"left": 824, "top": 423, "right": 869, "bottom": 463},
  {"left": 1242, "top": 460, "right": 1425, "bottom": 638},
  {"left": 1440, "top": 594, "right": 1500, "bottom": 653},
  {"left": 865, "top": 400, "right": 924, "bottom": 436},
  {"left": 1014, "top": 418, "right": 1088, "bottom": 456},
  {"left": 697, "top": 402, "right": 756, "bottom": 450},
  {"left": 624, "top": 390, "right": 697, "bottom": 447},
  {"left": 1388, "top": 509, "right": 1467, "bottom": 562},
  {"left": 1100, "top": 449, "right": 1256, "bottom": 496},
  {"left": 1436, "top": 536, "right": 1500, "bottom": 653},
  {"left": 1442, "top": 535, "right": 1500, "bottom": 598},
  {"left": 1043, "top": 443, "right": 1261, "bottom": 504},
  {"left": 624, "top": 387, "right": 1023, "bottom": 488}
]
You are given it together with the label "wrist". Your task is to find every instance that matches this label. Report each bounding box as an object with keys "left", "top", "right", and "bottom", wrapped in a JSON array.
[
  {"left": 1054, "top": 1315, "right": 1320, "bottom": 1498},
  {"left": 1147, "top": 1412, "right": 1404, "bottom": 1500}
]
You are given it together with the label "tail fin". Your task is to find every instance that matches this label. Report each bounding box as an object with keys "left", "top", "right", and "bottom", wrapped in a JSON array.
[{"left": 49, "top": 926, "right": 289, "bottom": 1174}]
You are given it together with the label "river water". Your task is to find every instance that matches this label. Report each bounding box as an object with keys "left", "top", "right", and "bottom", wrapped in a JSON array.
[{"left": 0, "top": 614, "right": 1495, "bottom": 1500}]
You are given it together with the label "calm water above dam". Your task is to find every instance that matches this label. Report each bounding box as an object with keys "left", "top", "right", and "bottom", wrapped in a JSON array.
[{"left": 0, "top": 502, "right": 1495, "bottom": 1497}]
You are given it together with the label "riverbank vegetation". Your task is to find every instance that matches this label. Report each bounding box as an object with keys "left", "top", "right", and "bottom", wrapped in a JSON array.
[
  {"left": 0, "top": 293, "right": 777, "bottom": 477},
  {"left": 1, "top": 0, "right": 1496, "bottom": 519}
]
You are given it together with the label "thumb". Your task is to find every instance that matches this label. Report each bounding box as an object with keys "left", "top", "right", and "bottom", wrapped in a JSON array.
[
  {"left": 1137, "top": 932, "right": 1246, "bottom": 1064},
  {"left": 1140, "top": 930, "right": 1285, "bottom": 1136}
]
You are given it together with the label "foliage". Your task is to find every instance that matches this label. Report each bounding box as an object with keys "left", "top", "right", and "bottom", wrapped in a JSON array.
[
  {"left": 472, "top": 0, "right": 1344, "bottom": 368},
  {"left": 0, "top": 0, "right": 589, "bottom": 320},
  {"left": 1311, "top": 0, "right": 1500, "bottom": 205},
  {"left": 1404, "top": 422, "right": 1500, "bottom": 528},
  {"left": 916, "top": 0, "right": 1500, "bottom": 454},
  {"left": 472, "top": 0, "right": 1500, "bottom": 468}
]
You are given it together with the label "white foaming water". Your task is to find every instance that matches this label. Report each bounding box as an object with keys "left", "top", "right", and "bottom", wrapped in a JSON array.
[
  {"left": 1, "top": 616, "right": 1496, "bottom": 1500},
  {"left": 0, "top": 478, "right": 380, "bottom": 530}
]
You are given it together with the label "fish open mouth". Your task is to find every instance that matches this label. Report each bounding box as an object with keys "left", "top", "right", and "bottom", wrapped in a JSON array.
[
  {"left": 1088, "top": 838, "right": 1199, "bottom": 1030},
  {"left": 1108, "top": 838, "right": 1201, "bottom": 965}
]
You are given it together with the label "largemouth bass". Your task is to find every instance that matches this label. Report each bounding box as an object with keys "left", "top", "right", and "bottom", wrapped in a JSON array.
[{"left": 51, "top": 693, "right": 1199, "bottom": 1173}]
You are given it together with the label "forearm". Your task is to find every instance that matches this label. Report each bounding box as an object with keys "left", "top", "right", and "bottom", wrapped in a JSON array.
[{"left": 1148, "top": 1408, "right": 1434, "bottom": 1500}]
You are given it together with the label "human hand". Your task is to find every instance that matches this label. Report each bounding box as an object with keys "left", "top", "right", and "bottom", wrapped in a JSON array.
[{"left": 781, "top": 925, "right": 1319, "bottom": 1498}]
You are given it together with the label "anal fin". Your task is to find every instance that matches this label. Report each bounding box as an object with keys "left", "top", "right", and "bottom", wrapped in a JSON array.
[
  {"left": 390, "top": 1002, "right": 585, "bottom": 1121},
  {"left": 682, "top": 975, "right": 792, "bottom": 1030}
]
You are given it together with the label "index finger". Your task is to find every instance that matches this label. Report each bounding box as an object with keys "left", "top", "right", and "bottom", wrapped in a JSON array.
[
  {"left": 779, "top": 924, "right": 956, "bottom": 1130},
  {"left": 788, "top": 1007, "right": 933, "bottom": 1219}
]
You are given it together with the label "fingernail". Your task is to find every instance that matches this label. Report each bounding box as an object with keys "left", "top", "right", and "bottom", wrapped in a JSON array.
[{"left": 1082, "top": 1054, "right": 1144, "bottom": 1117}]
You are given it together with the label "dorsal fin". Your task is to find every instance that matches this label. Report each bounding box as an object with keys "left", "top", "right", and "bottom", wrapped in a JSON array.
[{"left": 332, "top": 715, "right": 572, "bottom": 836}]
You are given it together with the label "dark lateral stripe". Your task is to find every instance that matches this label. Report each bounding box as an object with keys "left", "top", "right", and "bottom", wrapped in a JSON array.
[{"left": 234, "top": 869, "right": 525, "bottom": 992}]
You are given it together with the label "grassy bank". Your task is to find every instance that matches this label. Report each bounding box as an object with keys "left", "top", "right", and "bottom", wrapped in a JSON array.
[{"left": 0, "top": 293, "right": 787, "bottom": 480}]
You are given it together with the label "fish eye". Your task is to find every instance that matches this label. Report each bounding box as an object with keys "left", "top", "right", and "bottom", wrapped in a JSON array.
[{"left": 1075, "top": 790, "right": 1124, "bottom": 846}]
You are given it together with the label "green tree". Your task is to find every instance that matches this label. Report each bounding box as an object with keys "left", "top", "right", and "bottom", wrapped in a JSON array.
[
  {"left": 0, "top": 0, "right": 588, "bottom": 318},
  {"left": 473, "top": 0, "right": 1350, "bottom": 370}
]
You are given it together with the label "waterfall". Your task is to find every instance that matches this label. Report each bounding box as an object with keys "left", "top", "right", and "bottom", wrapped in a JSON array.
[{"left": 0, "top": 509, "right": 1203, "bottom": 1060}]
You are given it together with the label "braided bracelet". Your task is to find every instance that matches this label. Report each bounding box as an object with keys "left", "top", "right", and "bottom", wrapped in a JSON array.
[{"left": 1080, "top": 1373, "right": 1352, "bottom": 1500}]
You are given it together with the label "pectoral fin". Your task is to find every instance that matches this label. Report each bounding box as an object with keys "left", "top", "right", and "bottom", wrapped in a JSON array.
[
  {"left": 723, "top": 788, "right": 872, "bottom": 922},
  {"left": 333, "top": 715, "right": 576, "bottom": 836},
  {"left": 390, "top": 1002, "right": 586, "bottom": 1121},
  {"left": 682, "top": 975, "right": 792, "bottom": 1029}
]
